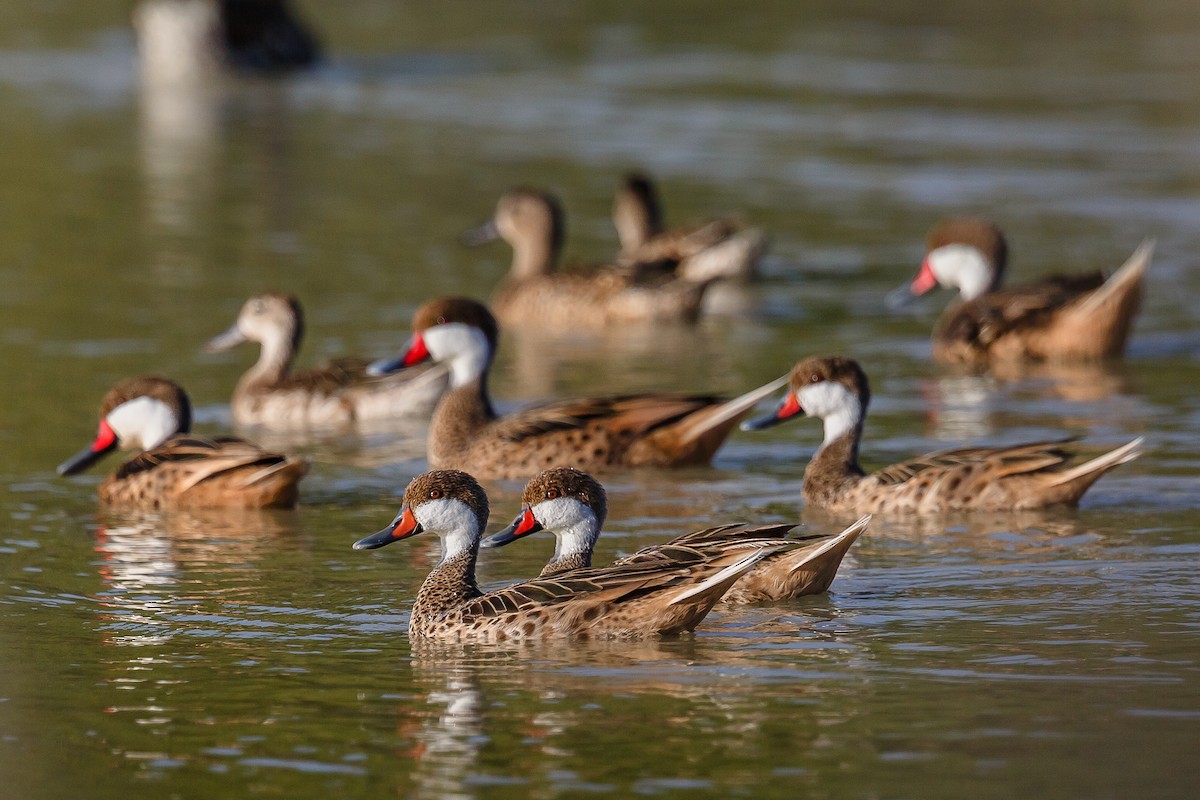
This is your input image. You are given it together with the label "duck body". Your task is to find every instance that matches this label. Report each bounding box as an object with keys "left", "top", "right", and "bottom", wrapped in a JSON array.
[
  {"left": 484, "top": 468, "right": 870, "bottom": 604},
  {"left": 58, "top": 376, "right": 306, "bottom": 509},
  {"left": 207, "top": 293, "right": 448, "bottom": 429},
  {"left": 742, "top": 355, "right": 1142, "bottom": 515},
  {"left": 612, "top": 172, "right": 768, "bottom": 283},
  {"left": 889, "top": 218, "right": 1152, "bottom": 365},
  {"left": 466, "top": 188, "right": 713, "bottom": 328},
  {"left": 353, "top": 470, "right": 766, "bottom": 640},
  {"left": 369, "top": 298, "right": 785, "bottom": 480}
]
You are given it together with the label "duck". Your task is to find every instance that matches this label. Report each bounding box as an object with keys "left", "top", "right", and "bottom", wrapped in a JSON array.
[
  {"left": 57, "top": 376, "right": 307, "bottom": 509},
  {"left": 482, "top": 467, "right": 870, "bottom": 604},
  {"left": 462, "top": 188, "right": 714, "bottom": 328},
  {"left": 886, "top": 217, "right": 1153, "bottom": 365},
  {"left": 134, "top": 0, "right": 319, "bottom": 88},
  {"left": 366, "top": 297, "right": 787, "bottom": 480},
  {"left": 612, "top": 172, "right": 769, "bottom": 283},
  {"left": 205, "top": 292, "right": 449, "bottom": 428},
  {"left": 352, "top": 470, "right": 773, "bottom": 639},
  {"left": 740, "top": 355, "right": 1143, "bottom": 515}
]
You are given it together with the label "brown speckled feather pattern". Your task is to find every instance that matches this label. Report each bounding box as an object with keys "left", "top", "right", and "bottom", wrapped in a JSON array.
[
  {"left": 98, "top": 434, "right": 307, "bottom": 509},
  {"left": 428, "top": 382, "right": 732, "bottom": 480},
  {"left": 617, "top": 522, "right": 861, "bottom": 604},
  {"left": 506, "top": 469, "right": 863, "bottom": 602},
  {"left": 410, "top": 543, "right": 764, "bottom": 640},
  {"left": 777, "top": 356, "right": 1142, "bottom": 514}
]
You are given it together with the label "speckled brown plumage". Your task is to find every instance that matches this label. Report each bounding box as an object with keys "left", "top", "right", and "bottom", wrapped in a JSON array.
[
  {"left": 403, "top": 298, "right": 776, "bottom": 480},
  {"left": 490, "top": 468, "right": 867, "bottom": 603},
  {"left": 907, "top": 218, "right": 1151, "bottom": 365},
  {"left": 469, "top": 188, "right": 714, "bottom": 327},
  {"left": 746, "top": 356, "right": 1142, "bottom": 515},
  {"left": 357, "top": 470, "right": 766, "bottom": 640},
  {"left": 62, "top": 376, "right": 307, "bottom": 509},
  {"left": 207, "top": 292, "right": 447, "bottom": 427}
]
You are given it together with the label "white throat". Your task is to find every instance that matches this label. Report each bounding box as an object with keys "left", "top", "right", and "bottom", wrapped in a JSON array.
[
  {"left": 927, "top": 244, "right": 995, "bottom": 301},
  {"left": 424, "top": 323, "right": 491, "bottom": 388},
  {"left": 798, "top": 382, "right": 862, "bottom": 452},
  {"left": 415, "top": 498, "right": 484, "bottom": 563},
  {"left": 534, "top": 497, "right": 600, "bottom": 560},
  {"left": 106, "top": 397, "right": 180, "bottom": 451}
]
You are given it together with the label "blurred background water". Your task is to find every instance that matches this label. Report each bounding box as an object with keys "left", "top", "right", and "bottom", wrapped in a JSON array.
[{"left": 1, "top": 1, "right": 1198, "bottom": 797}]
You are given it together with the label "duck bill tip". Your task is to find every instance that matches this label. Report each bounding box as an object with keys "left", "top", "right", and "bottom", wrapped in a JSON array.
[
  {"left": 353, "top": 507, "right": 423, "bottom": 550},
  {"left": 481, "top": 507, "right": 541, "bottom": 548},
  {"left": 203, "top": 326, "right": 247, "bottom": 354}
]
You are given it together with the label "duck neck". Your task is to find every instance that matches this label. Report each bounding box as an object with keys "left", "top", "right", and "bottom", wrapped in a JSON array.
[
  {"left": 411, "top": 546, "right": 482, "bottom": 627},
  {"left": 542, "top": 521, "right": 599, "bottom": 576},
  {"left": 509, "top": 232, "right": 558, "bottom": 281},
  {"left": 243, "top": 329, "right": 296, "bottom": 388},
  {"left": 428, "top": 376, "right": 497, "bottom": 466},
  {"left": 807, "top": 418, "right": 866, "bottom": 485}
]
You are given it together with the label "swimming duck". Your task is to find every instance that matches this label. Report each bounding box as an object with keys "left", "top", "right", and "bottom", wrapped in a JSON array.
[
  {"left": 367, "top": 297, "right": 787, "bottom": 479},
  {"left": 612, "top": 172, "right": 768, "bottom": 283},
  {"left": 741, "top": 355, "right": 1142, "bottom": 515},
  {"left": 352, "top": 470, "right": 771, "bottom": 639},
  {"left": 463, "top": 188, "right": 714, "bottom": 327},
  {"left": 887, "top": 218, "right": 1152, "bottom": 365},
  {"left": 205, "top": 292, "right": 448, "bottom": 428},
  {"left": 57, "top": 376, "right": 307, "bottom": 509},
  {"left": 482, "top": 467, "right": 869, "bottom": 604}
]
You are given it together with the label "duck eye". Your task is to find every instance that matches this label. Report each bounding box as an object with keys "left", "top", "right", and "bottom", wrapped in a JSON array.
[
  {"left": 436, "top": 316, "right": 447, "bottom": 326},
  {"left": 546, "top": 489, "right": 559, "bottom": 500},
  {"left": 810, "top": 374, "right": 820, "bottom": 383},
  {"left": 429, "top": 489, "right": 443, "bottom": 500}
]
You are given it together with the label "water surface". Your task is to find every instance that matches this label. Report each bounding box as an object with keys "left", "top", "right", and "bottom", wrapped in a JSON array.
[{"left": 1, "top": 2, "right": 1198, "bottom": 797}]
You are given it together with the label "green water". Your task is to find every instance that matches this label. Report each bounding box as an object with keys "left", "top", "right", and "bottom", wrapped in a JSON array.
[{"left": 2, "top": 2, "right": 1198, "bottom": 797}]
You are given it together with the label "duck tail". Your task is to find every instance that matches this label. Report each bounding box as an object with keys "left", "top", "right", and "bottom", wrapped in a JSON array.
[
  {"left": 672, "top": 374, "right": 790, "bottom": 450},
  {"left": 1064, "top": 240, "right": 1152, "bottom": 356},
  {"left": 667, "top": 548, "right": 771, "bottom": 607},
  {"left": 1045, "top": 438, "right": 1143, "bottom": 498}
]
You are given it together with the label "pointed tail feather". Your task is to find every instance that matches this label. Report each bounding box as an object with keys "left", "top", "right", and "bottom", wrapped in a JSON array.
[
  {"left": 1072, "top": 239, "right": 1153, "bottom": 319},
  {"left": 667, "top": 548, "right": 772, "bottom": 607},
  {"left": 674, "top": 374, "right": 789, "bottom": 448},
  {"left": 1047, "top": 438, "right": 1143, "bottom": 490},
  {"left": 786, "top": 515, "right": 870, "bottom": 575}
]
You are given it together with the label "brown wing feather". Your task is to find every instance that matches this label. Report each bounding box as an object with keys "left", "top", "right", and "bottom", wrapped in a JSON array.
[
  {"left": 491, "top": 393, "right": 723, "bottom": 443},
  {"left": 941, "top": 273, "right": 1106, "bottom": 347},
  {"left": 114, "top": 435, "right": 290, "bottom": 480},
  {"left": 872, "top": 438, "right": 1077, "bottom": 486}
]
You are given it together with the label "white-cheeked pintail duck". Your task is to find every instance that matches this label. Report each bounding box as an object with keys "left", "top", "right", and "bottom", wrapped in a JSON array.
[
  {"left": 482, "top": 467, "right": 870, "bottom": 604},
  {"left": 57, "top": 376, "right": 307, "bottom": 509},
  {"left": 741, "top": 355, "right": 1143, "bottom": 515},
  {"left": 352, "top": 470, "right": 773, "bottom": 639},
  {"left": 887, "top": 217, "right": 1153, "bottom": 365},
  {"left": 463, "top": 188, "right": 715, "bottom": 328},
  {"left": 612, "top": 172, "right": 769, "bottom": 283},
  {"left": 367, "top": 297, "right": 787, "bottom": 480},
  {"left": 205, "top": 292, "right": 448, "bottom": 428}
]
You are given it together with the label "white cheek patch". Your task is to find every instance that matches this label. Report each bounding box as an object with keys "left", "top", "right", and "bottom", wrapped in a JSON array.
[
  {"left": 532, "top": 497, "right": 599, "bottom": 559},
  {"left": 799, "top": 382, "right": 862, "bottom": 449},
  {"left": 415, "top": 497, "right": 484, "bottom": 562},
  {"left": 424, "top": 323, "right": 491, "bottom": 387},
  {"left": 105, "top": 397, "right": 179, "bottom": 451},
  {"left": 927, "top": 244, "right": 993, "bottom": 301}
]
